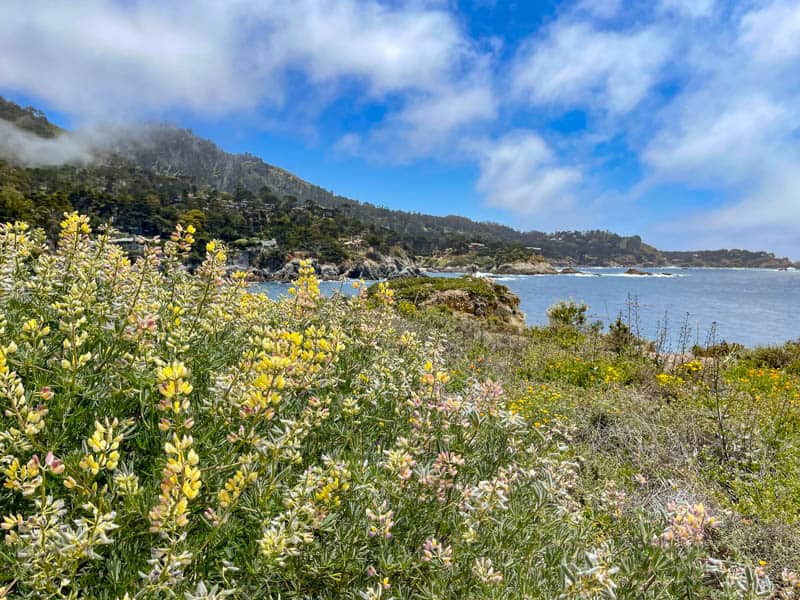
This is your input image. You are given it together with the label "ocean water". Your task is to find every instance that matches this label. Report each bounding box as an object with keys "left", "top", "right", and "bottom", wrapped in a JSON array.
[{"left": 251, "top": 267, "right": 800, "bottom": 348}]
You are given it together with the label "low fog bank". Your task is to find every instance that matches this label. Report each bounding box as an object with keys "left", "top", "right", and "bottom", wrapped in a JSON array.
[
  {"left": 0, "top": 120, "right": 98, "bottom": 166},
  {"left": 0, "top": 120, "right": 173, "bottom": 168}
]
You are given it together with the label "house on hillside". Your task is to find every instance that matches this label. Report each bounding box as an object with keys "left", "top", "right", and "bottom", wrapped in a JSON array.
[
  {"left": 343, "top": 238, "right": 364, "bottom": 250},
  {"left": 111, "top": 236, "right": 145, "bottom": 254}
]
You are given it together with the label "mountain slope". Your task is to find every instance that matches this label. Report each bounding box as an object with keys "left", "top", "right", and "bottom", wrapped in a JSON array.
[
  {"left": 115, "top": 124, "right": 795, "bottom": 267},
  {"left": 113, "top": 125, "right": 534, "bottom": 246},
  {"left": 0, "top": 97, "right": 795, "bottom": 268},
  {"left": 112, "top": 125, "right": 338, "bottom": 205},
  {"left": 105, "top": 125, "right": 672, "bottom": 263},
  {"left": 0, "top": 97, "right": 63, "bottom": 138}
]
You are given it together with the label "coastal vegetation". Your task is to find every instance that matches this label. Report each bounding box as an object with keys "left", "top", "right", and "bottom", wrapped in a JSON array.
[{"left": 0, "top": 215, "right": 799, "bottom": 598}]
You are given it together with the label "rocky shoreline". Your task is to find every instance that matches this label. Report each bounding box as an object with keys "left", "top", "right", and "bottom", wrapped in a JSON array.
[
  {"left": 243, "top": 251, "right": 423, "bottom": 282},
  {"left": 240, "top": 252, "right": 798, "bottom": 282},
  {"left": 243, "top": 257, "right": 578, "bottom": 281}
]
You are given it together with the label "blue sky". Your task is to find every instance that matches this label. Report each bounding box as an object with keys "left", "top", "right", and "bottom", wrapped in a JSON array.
[{"left": 2, "top": 0, "right": 800, "bottom": 257}]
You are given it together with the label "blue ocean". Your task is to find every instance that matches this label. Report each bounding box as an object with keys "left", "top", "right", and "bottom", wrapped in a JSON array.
[{"left": 252, "top": 267, "right": 800, "bottom": 348}]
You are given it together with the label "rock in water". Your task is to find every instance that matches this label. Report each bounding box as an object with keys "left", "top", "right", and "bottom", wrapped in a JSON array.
[{"left": 493, "top": 261, "right": 557, "bottom": 275}]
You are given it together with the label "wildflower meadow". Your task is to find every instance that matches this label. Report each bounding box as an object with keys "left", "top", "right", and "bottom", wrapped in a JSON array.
[{"left": 0, "top": 214, "right": 798, "bottom": 598}]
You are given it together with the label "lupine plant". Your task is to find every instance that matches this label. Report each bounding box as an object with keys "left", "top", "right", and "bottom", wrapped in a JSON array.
[{"left": 0, "top": 214, "right": 791, "bottom": 598}]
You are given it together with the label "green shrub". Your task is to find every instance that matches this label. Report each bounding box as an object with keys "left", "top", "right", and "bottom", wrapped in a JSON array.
[
  {"left": 741, "top": 341, "right": 800, "bottom": 374},
  {"left": 692, "top": 340, "right": 744, "bottom": 358},
  {"left": 547, "top": 300, "right": 588, "bottom": 330},
  {"left": 607, "top": 317, "right": 636, "bottom": 354}
]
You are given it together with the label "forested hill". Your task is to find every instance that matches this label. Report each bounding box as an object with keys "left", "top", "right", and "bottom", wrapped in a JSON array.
[
  {"left": 109, "top": 124, "right": 341, "bottom": 208},
  {"left": 109, "top": 125, "right": 659, "bottom": 258},
  {"left": 0, "top": 96, "right": 795, "bottom": 268},
  {"left": 0, "top": 98, "right": 63, "bottom": 138}
]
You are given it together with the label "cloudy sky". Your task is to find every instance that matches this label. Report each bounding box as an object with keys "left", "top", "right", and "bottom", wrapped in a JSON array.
[{"left": 2, "top": 0, "right": 799, "bottom": 256}]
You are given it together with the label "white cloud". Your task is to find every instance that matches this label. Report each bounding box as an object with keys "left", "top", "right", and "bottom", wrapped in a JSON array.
[
  {"left": 643, "top": 94, "right": 793, "bottom": 186},
  {"left": 397, "top": 86, "right": 496, "bottom": 149},
  {"left": 0, "top": 0, "right": 478, "bottom": 119},
  {"left": 261, "top": 1, "right": 497, "bottom": 160},
  {"left": 253, "top": 0, "right": 470, "bottom": 97},
  {"left": 651, "top": 165, "right": 800, "bottom": 257},
  {"left": 574, "top": 0, "right": 622, "bottom": 19},
  {"left": 476, "top": 132, "right": 582, "bottom": 216},
  {"left": 708, "top": 168, "right": 800, "bottom": 233},
  {"left": 659, "top": 0, "right": 715, "bottom": 18},
  {"left": 0, "top": 2, "right": 251, "bottom": 118},
  {"left": 500, "top": 0, "right": 800, "bottom": 255},
  {"left": 351, "top": 75, "right": 498, "bottom": 161},
  {"left": 511, "top": 21, "right": 672, "bottom": 113},
  {"left": 332, "top": 133, "right": 362, "bottom": 156},
  {"left": 0, "top": 0, "right": 496, "bottom": 167},
  {"left": 0, "top": 121, "right": 94, "bottom": 166},
  {"left": 739, "top": 0, "right": 800, "bottom": 64},
  {"left": 636, "top": 0, "right": 800, "bottom": 256}
]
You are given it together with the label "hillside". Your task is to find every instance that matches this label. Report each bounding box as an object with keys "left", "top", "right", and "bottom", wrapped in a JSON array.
[
  {"left": 662, "top": 249, "right": 793, "bottom": 269},
  {"left": 0, "top": 96, "right": 795, "bottom": 269},
  {"left": 110, "top": 124, "right": 338, "bottom": 206},
  {"left": 106, "top": 123, "right": 799, "bottom": 269},
  {"left": 111, "top": 125, "right": 670, "bottom": 263},
  {"left": 0, "top": 97, "right": 63, "bottom": 138}
]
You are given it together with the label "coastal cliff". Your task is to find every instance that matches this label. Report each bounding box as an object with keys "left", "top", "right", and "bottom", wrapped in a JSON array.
[{"left": 236, "top": 247, "right": 422, "bottom": 281}]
